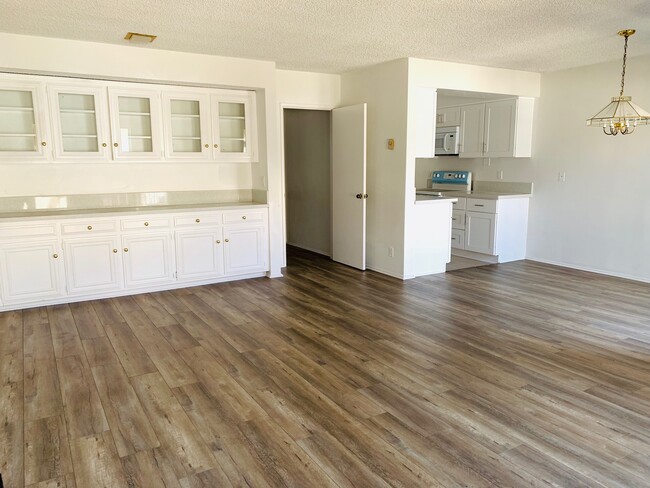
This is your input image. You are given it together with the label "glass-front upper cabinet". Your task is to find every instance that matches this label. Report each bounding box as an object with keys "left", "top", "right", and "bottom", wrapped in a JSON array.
[
  {"left": 211, "top": 90, "right": 257, "bottom": 162},
  {"left": 0, "top": 81, "right": 50, "bottom": 160},
  {"left": 161, "top": 91, "right": 211, "bottom": 161},
  {"left": 108, "top": 88, "right": 163, "bottom": 160},
  {"left": 48, "top": 85, "right": 111, "bottom": 160}
]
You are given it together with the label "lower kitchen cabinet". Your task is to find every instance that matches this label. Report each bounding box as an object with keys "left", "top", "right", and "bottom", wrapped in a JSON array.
[
  {"left": 175, "top": 229, "right": 224, "bottom": 281},
  {"left": 0, "top": 240, "right": 65, "bottom": 304},
  {"left": 465, "top": 211, "right": 496, "bottom": 254},
  {"left": 223, "top": 224, "right": 267, "bottom": 275},
  {"left": 122, "top": 233, "right": 175, "bottom": 288},
  {"left": 63, "top": 236, "right": 123, "bottom": 295}
]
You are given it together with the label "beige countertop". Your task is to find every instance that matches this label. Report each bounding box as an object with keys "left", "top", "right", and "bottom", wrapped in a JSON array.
[{"left": 414, "top": 195, "right": 458, "bottom": 204}]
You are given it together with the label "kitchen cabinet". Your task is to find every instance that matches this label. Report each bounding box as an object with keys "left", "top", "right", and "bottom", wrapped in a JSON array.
[
  {"left": 458, "top": 98, "right": 534, "bottom": 159},
  {"left": 48, "top": 84, "right": 111, "bottom": 160},
  {"left": 436, "top": 106, "right": 461, "bottom": 128},
  {"left": 108, "top": 88, "right": 164, "bottom": 160},
  {"left": 212, "top": 90, "right": 257, "bottom": 162},
  {"left": 162, "top": 91, "right": 212, "bottom": 161},
  {"left": 63, "top": 235, "right": 123, "bottom": 295},
  {"left": 175, "top": 228, "right": 224, "bottom": 281},
  {"left": 465, "top": 211, "right": 496, "bottom": 254},
  {"left": 122, "top": 233, "right": 175, "bottom": 288},
  {"left": 0, "top": 80, "right": 50, "bottom": 160},
  {"left": 223, "top": 224, "right": 267, "bottom": 275}
]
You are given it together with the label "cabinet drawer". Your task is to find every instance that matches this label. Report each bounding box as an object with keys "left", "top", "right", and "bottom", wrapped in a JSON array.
[
  {"left": 451, "top": 198, "right": 466, "bottom": 210},
  {"left": 466, "top": 198, "right": 497, "bottom": 213},
  {"left": 0, "top": 222, "right": 57, "bottom": 239},
  {"left": 121, "top": 217, "right": 170, "bottom": 231},
  {"left": 451, "top": 210, "right": 466, "bottom": 230},
  {"left": 174, "top": 213, "right": 222, "bottom": 227},
  {"left": 451, "top": 230, "right": 465, "bottom": 250},
  {"left": 61, "top": 219, "right": 117, "bottom": 235},
  {"left": 222, "top": 209, "right": 266, "bottom": 224}
]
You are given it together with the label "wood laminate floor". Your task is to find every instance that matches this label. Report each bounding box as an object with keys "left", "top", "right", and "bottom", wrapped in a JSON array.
[{"left": 2, "top": 248, "right": 650, "bottom": 487}]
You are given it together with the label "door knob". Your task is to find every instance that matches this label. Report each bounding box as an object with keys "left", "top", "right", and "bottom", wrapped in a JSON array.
[
  {"left": 356, "top": 194, "right": 363, "bottom": 199},
  {"left": 364, "top": 194, "right": 369, "bottom": 199}
]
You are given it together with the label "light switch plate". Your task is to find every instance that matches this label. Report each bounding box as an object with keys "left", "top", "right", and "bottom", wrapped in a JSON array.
[{"left": 387, "top": 139, "right": 395, "bottom": 150}]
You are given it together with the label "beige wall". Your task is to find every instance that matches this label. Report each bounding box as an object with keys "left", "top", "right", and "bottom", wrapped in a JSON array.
[{"left": 284, "top": 109, "right": 331, "bottom": 255}]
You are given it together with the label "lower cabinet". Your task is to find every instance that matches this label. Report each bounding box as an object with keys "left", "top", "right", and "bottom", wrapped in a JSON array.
[
  {"left": 223, "top": 224, "right": 267, "bottom": 275},
  {"left": 63, "top": 236, "right": 123, "bottom": 295},
  {"left": 465, "top": 211, "right": 496, "bottom": 254},
  {"left": 122, "top": 233, "right": 175, "bottom": 288},
  {"left": 0, "top": 240, "right": 65, "bottom": 304},
  {"left": 175, "top": 228, "right": 224, "bottom": 281}
]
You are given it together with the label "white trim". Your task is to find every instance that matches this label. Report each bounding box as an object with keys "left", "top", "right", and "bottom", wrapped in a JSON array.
[
  {"left": 366, "top": 264, "right": 405, "bottom": 280},
  {"left": 286, "top": 241, "right": 331, "bottom": 257},
  {"left": 279, "top": 102, "right": 336, "bottom": 268},
  {"left": 525, "top": 256, "right": 650, "bottom": 284}
]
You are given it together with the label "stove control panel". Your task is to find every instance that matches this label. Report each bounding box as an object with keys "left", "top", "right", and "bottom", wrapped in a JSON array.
[{"left": 431, "top": 171, "right": 472, "bottom": 186}]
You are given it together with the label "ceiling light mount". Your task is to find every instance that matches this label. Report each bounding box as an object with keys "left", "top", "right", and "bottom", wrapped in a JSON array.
[
  {"left": 124, "top": 32, "right": 157, "bottom": 44},
  {"left": 586, "top": 28, "right": 650, "bottom": 136}
]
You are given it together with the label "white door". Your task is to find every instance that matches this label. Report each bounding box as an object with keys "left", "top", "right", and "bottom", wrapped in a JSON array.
[
  {"left": 223, "top": 225, "right": 266, "bottom": 275},
  {"left": 0, "top": 240, "right": 64, "bottom": 304},
  {"left": 465, "top": 211, "right": 496, "bottom": 255},
  {"left": 459, "top": 103, "right": 485, "bottom": 158},
  {"left": 63, "top": 236, "right": 123, "bottom": 295},
  {"left": 175, "top": 229, "right": 224, "bottom": 281},
  {"left": 332, "top": 103, "right": 367, "bottom": 270},
  {"left": 122, "top": 233, "right": 175, "bottom": 288}
]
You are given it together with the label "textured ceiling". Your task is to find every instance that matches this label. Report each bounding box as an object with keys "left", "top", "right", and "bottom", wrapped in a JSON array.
[{"left": 1, "top": 0, "right": 650, "bottom": 73}]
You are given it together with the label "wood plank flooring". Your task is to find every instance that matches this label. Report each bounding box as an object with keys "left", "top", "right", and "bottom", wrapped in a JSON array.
[{"left": 2, "top": 247, "right": 650, "bottom": 487}]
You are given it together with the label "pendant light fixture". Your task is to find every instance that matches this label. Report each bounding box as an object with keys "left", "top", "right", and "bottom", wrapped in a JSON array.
[{"left": 586, "top": 29, "right": 650, "bottom": 135}]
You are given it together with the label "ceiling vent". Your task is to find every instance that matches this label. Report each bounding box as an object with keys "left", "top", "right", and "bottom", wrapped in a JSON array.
[{"left": 124, "top": 32, "right": 157, "bottom": 44}]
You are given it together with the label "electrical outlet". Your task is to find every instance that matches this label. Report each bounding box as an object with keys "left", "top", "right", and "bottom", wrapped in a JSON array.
[
  {"left": 497, "top": 170, "right": 504, "bottom": 180},
  {"left": 558, "top": 172, "right": 566, "bottom": 182},
  {"left": 388, "top": 247, "right": 394, "bottom": 257}
]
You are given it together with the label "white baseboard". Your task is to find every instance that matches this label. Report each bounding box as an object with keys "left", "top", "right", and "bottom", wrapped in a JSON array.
[
  {"left": 366, "top": 264, "right": 405, "bottom": 280},
  {"left": 526, "top": 256, "right": 650, "bottom": 284},
  {"left": 286, "top": 241, "right": 331, "bottom": 257}
]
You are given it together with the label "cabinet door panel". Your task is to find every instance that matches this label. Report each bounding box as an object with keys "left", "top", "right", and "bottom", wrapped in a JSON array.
[
  {"left": 465, "top": 211, "right": 496, "bottom": 255},
  {"left": 63, "top": 237, "right": 123, "bottom": 295},
  {"left": 122, "top": 233, "right": 175, "bottom": 288},
  {"left": 436, "top": 106, "right": 461, "bottom": 127},
  {"left": 459, "top": 104, "right": 485, "bottom": 158},
  {"left": 484, "top": 99, "right": 516, "bottom": 158},
  {"left": 175, "top": 229, "right": 223, "bottom": 281},
  {"left": 162, "top": 91, "right": 212, "bottom": 161},
  {"left": 0, "top": 81, "right": 50, "bottom": 160},
  {"left": 0, "top": 241, "right": 64, "bottom": 303},
  {"left": 223, "top": 225, "right": 267, "bottom": 275},
  {"left": 211, "top": 90, "right": 257, "bottom": 162}
]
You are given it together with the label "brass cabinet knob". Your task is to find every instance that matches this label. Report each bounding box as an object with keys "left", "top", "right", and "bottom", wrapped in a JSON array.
[
  {"left": 87, "top": 225, "right": 93, "bottom": 231},
  {"left": 112, "top": 249, "right": 118, "bottom": 253},
  {"left": 204, "top": 143, "right": 209, "bottom": 148},
  {"left": 41, "top": 141, "right": 47, "bottom": 147},
  {"left": 124, "top": 248, "right": 129, "bottom": 253},
  {"left": 102, "top": 143, "right": 107, "bottom": 147},
  {"left": 216, "top": 240, "right": 221, "bottom": 244},
  {"left": 242, "top": 216, "right": 246, "bottom": 220},
  {"left": 144, "top": 222, "right": 149, "bottom": 226},
  {"left": 213, "top": 144, "right": 218, "bottom": 149},
  {"left": 114, "top": 142, "right": 119, "bottom": 147},
  {"left": 224, "top": 238, "right": 229, "bottom": 243},
  {"left": 195, "top": 218, "right": 200, "bottom": 223},
  {"left": 53, "top": 253, "right": 58, "bottom": 259}
]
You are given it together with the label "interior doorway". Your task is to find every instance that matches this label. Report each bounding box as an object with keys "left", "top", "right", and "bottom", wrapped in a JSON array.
[{"left": 283, "top": 108, "right": 332, "bottom": 258}]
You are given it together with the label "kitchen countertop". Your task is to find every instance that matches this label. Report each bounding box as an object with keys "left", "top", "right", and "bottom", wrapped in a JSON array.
[
  {"left": 419, "top": 190, "right": 531, "bottom": 200},
  {"left": 414, "top": 195, "right": 458, "bottom": 204}
]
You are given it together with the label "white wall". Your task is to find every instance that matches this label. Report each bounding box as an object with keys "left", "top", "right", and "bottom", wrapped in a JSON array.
[
  {"left": 0, "top": 32, "right": 284, "bottom": 277},
  {"left": 341, "top": 59, "right": 410, "bottom": 278},
  {"left": 527, "top": 54, "right": 650, "bottom": 282},
  {"left": 284, "top": 109, "right": 331, "bottom": 255}
]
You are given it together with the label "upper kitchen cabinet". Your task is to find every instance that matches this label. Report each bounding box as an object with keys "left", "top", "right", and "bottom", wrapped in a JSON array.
[
  {"left": 0, "top": 80, "right": 50, "bottom": 160},
  {"left": 212, "top": 90, "right": 258, "bottom": 163},
  {"left": 108, "top": 88, "right": 164, "bottom": 161},
  {"left": 48, "top": 84, "right": 111, "bottom": 160},
  {"left": 161, "top": 91, "right": 212, "bottom": 161},
  {"left": 436, "top": 106, "right": 461, "bottom": 128},
  {"left": 459, "top": 97, "right": 534, "bottom": 159}
]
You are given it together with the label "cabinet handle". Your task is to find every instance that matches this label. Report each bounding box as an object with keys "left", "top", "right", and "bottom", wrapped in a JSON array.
[
  {"left": 225, "top": 239, "right": 229, "bottom": 243},
  {"left": 124, "top": 248, "right": 129, "bottom": 253},
  {"left": 53, "top": 253, "right": 59, "bottom": 259},
  {"left": 112, "top": 249, "right": 118, "bottom": 253},
  {"left": 195, "top": 218, "right": 200, "bottom": 223},
  {"left": 213, "top": 144, "right": 219, "bottom": 149},
  {"left": 204, "top": 143, "right": 209, "bottom": 148},
  {"left": 474, "top": 204, "right": 484, "bottom": 207},
  {"left": 102, "top": 143, "right": 107, "bottom": 147},
  {"left": 216, "top": 240, "right": 221, "bottom": 244},
  {"left": 242, "top": 216, "right": 247, "bottom": 220},
  {"left": 144, "top": 222, "right": 149, "bottom": 226},
  {"left": 114, "top": 142, "right": 119, "bottom": 147},
  {"left": 41, "top": 141, "right": 47, "bottom": 147},
  {"left": 87, "top": 225, "right": 93, "bottom": 231}
]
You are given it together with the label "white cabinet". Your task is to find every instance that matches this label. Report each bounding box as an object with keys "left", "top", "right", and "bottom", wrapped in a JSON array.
[
  {"left": 63, "top": 236, "right": 123, "bottom": 295},
  {"left": 459, "top": 98, "right": 534, "bottom": 159},
  {"left": 212, "top": 90, "right": 257, "bottom": 162},
  {"left": 450, "top": 230, "right": 465, "bottom": 250},
  {"left": 0, "top": 240, "right": 65, "bottom": 304},
  {"left": 175, "top": 228, "right": 224, "bottom": 281},
  {"left": 436, "top": 106, "right": 461, "bottom": 128},
  {"left": 108, "top": 88, "right": 164, "bottom": 160},
  {"left": 161, "top": 91, "right": 212, "bottom": 161},
  {"left": 223, "top": 224, "right": 267, "bottom": 275},
  {"left": 122, "top": 233, "right": 175, "bottom": 288},
  {"left": 48, "top": 84, "right": 111, "bottom": 160},
  {"left": 465, "top": 211, "right": 496, "bottom": 254},
  {"left": 0, "top": 80, "right": 50, "bottom": 160}
]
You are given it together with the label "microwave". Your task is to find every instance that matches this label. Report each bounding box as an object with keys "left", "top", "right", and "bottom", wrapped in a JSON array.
[{"left": 435, "top": 126, "right": 460, "bottom": 155}]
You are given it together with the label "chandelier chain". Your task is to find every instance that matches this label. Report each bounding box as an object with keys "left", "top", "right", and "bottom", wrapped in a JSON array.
[{"left": 620, "top": 33, "right": 629, "bottom": 96}]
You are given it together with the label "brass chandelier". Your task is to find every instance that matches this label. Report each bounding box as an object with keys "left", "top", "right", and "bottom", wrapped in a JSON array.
[{"left": 586, "top": 29, "right": 650, "bottom": 135}]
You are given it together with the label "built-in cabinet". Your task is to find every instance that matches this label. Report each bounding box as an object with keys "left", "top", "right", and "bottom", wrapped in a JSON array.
[
  {"left": 0, "top": 73, "right": 258, "bottom": 163},
  {"left": 458, "top": 98, "right": 534, "bottom": 158},
  {"left": 435, "top": 106, "right": 461, "bottom": 128},
  {"left": 450, "top": 196, "right": 529, "bottom": 263},
  {"left": 0, "top": 205, "right": 269, "bottom": 311}
]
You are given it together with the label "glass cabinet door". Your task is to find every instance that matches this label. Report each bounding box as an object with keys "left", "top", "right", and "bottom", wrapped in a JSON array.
[
  {"left": 0, "top": 82, "right": 49, "bottom": 159},
  {"left": 108, "top": 88, "right": 163, "bottom": 160},
  {"left": 48, "top": 85, "right": 110, "bottom": 160},
  {"left": 161, "top": 91, "right": 211, "bottom": 160},
  {"left": 211, "top": 90, "right": 257, "bottom": 162}
]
